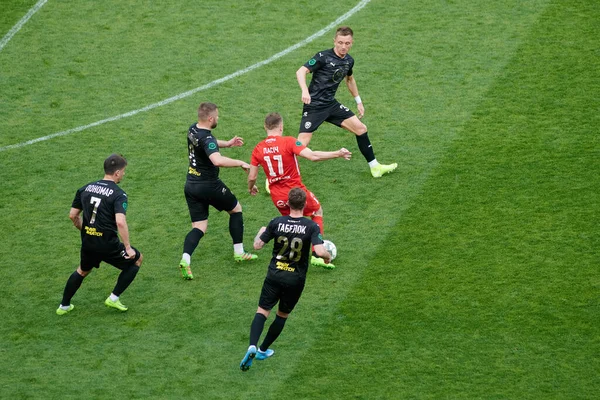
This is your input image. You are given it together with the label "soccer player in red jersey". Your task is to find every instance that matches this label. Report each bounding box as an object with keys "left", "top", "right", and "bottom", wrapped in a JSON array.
[{"left": 248, "top": 112, "right": 351, "bottom": 268}]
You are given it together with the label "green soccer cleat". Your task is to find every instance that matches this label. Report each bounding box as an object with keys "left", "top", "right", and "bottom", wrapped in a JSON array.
[
  {"left": 234, "top": 252, "right": 258, "bottom": 262},
  {"left": 179, "top": 260, "right": 194, "bottom": 280},
  {"left": 104, "top": 297, "right": 128, "bottom": 312},
  {"left": 311, "top": 256, "right": 335, "bottom": 270},
  {"left": 56, "top": 304, "right": 75, "bottom": 315},
  {"left": 370, "top": 162, "right": 398, "bottom": 178}
]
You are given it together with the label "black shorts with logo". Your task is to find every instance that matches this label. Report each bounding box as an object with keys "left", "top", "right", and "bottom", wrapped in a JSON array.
[
  {"left": 258, "top": 276, "right": 306, "bottom": 314},
  {"left": 299, "top": 100, "right": 355, "bottom": 133},
  {"left": 80, "top": 242, "right": 141, "bottom": 271},
  {"left": 184, "top": 179, "right": 238, "bottom": 222}
]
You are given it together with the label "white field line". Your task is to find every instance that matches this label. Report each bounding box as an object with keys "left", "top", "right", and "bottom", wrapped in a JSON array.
[
  {"left": 0, "top": 0, "right": 371, "bottom": 153},
  {"left": 0, "top": 0, "right": 49, "bottom": 52}
]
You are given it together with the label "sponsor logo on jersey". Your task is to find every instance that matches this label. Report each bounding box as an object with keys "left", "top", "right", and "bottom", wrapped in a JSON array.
[
  {"left": 84, "top": 226, "right": 103, "bottom": 237},
  {"left": 295, "top": 141, "right": 302, "bottom": 146},
  {"left": 304, "top": 121, "right": 312, "bottom": 129},
  {"left": 330, "top": 62, "right": 336, "bottom": 67},
  {"left": 188, "top": 167, "right": 201, "bottom": 176},
  {"left": 276, "top": 261, "right": 295, "bottom": 272},
  {"left": 308, "top": 58, "right": 316, "bottom": 66},
  {"left": 303, "top": 112, "right": 308, "bottom": 117},
  {"left": 122, "top": 202, "right": 128, "bottom": 211},
  {"left": 208, "top": 142, "right": 217, "bottom": 150}
]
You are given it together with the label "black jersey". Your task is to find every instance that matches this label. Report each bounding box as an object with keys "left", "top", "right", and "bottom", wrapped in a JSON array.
[
  {"left": 187, "top": 124, "right": 221, "bottom": 182},
  {"left": 260, "top": 215, "right": 323, "bottom": 283},
  {"left": 72, "top": 180, "right": 128, "bottom": 250},
  {"left": 303, "top": 48, "right": 354, "bottom": 107}
]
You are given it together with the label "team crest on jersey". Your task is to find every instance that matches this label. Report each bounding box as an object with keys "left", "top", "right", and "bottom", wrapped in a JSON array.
[
  {"left": 276, "top": 200, "right": 287, "bottom": 208},
  {"left": 304, "top": 122, "right": 312, "bottom": 129},
  {"left": 308, "top": 58, "right": 316, "bottom": 66},
  {"left": 208, "top": 142, "right": 217, "bottom": 150}
]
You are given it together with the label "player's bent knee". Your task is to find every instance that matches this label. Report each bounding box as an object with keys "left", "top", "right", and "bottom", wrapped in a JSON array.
[
  {"left": 136, "top": 253, "right": 144, "bottom": 267},
  {"left": 229, "top": 202, "right": 242, "bottom": 213}
]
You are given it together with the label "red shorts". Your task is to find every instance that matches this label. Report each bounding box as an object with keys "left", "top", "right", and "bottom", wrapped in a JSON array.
[{"left": 270, "top": 185, "right": 320, "bottom": 216}]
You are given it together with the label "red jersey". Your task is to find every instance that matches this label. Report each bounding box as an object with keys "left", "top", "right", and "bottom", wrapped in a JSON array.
[{"left": 251, "top": 136, "right": 306, "bottom": 188}]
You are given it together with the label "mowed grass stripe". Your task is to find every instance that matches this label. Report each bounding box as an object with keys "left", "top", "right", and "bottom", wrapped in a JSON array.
[
  {"left": 247, "top": 1, "right": 556, "bottom": 398},
  {"left": 288, "top": 0, "right": 599, "bottom": 398}
]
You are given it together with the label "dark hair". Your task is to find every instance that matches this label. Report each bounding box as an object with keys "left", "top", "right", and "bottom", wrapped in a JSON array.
[
  {"left": 198, "top": 102, "right": 218, "bottom": 121},
  {"left": 288, "top": 187, "right": 306, "bottom": 211},
  {"left": 264, "top": 112, "right": 283, "bottom": 131},
  {"left": 336, "top": 26, "right": 354, "bottom": 37},
  {"left": 104, "top": 154, "right": 128, "bottom": 175}
]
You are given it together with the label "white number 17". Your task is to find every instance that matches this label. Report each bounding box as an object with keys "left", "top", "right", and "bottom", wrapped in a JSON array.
[{"left": 264, "top": 155, "right": 283, "bottom": 177}]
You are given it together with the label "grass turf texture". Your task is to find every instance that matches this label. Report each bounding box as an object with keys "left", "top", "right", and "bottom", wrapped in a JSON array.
[{"left": 1, "top": 0, "right": 598, "bottom": 399}]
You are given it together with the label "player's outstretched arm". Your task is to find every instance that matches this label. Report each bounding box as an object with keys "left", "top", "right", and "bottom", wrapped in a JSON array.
[
  {"left": 209, "top": 152, "right": 250, "bottom": 171},
  {"left": 218, "top": 136, "right": 244, "bottom": 148},
  {"left": 299, "top": 147, "right": 352, "bottom": 162}
]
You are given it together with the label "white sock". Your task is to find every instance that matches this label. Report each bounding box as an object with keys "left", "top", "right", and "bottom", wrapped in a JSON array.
[
  {"left": 368, "top": 159, "right": 379, "bottom": 168},
  {"left": 109, "top": 293, "right": 119, "bottom": 302},
  {"left": 234, "top": 243, "right": 244, "bottom": 255},
  {"left": 182, "top": 253, "right": 191, "bottom": 264},
  {"left": 60, "top": 304, "right": 70, "bottom": 310}
]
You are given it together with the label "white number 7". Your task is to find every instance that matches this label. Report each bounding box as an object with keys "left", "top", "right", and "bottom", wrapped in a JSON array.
[{"left": 90, "top": 196, "right": 101, "bottom": 224}]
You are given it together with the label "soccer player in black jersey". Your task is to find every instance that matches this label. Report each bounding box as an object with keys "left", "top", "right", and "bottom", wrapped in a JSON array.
[
  {"left": 296, "top": 26, "right": 397, "bottom": 178},
  {"left": 240, "top": 188, "right": 332, "bottom": 371},
  {"left": 179, "top": 102, "right": 258, "bottom": 280},
  {"left": 56, "top": 154, "right": 143, "bottom": 315}
]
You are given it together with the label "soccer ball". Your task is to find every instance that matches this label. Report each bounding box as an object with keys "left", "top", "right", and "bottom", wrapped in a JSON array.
[{"left": 322, "top": 240, "right": 337, "bottom": 261}]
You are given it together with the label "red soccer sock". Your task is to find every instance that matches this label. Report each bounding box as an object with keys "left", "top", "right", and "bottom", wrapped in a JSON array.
[{"left": 312, "top": 216, "right": 324, "bottom": 235}]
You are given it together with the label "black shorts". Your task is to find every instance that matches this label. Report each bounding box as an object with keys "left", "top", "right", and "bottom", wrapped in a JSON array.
[
  {"left": 80, "top": 242, "right": 141, "bottom": 272},
  {"left": 184, "top": 179, "right": 238, "bottom": 222},
  {"left": 258, "top": 276, "right": 305, "bottom": 314},
  {"left": 299, "top": 101, "right": 355, "bottom": 133}
]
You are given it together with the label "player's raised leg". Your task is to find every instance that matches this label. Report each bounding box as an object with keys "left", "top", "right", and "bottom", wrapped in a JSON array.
[{"left": 341, "top": 116, "right": 397, "bottom": 178}]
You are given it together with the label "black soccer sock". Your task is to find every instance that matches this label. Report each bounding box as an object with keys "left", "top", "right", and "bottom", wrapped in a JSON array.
[
  {"left": 250, "top": 313, "right": 268, "bottom": 347},
  {"left": 183, "top": 228, "right": 204, "bottom": 255},
  {"left": 60, "top": 270, "right": 85, "bottom": 306},
  {"left": 259, "top": 314, "right": 287, "bottom": 351},
  {"left": 112, "top": 265, "right": 140, "bottom": 297},
  {"left": 229, "top": 212, "right": 244, "bottom": 244},
  {"left": 355, "top": 132, "right": 376, "bottom": 163}
]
